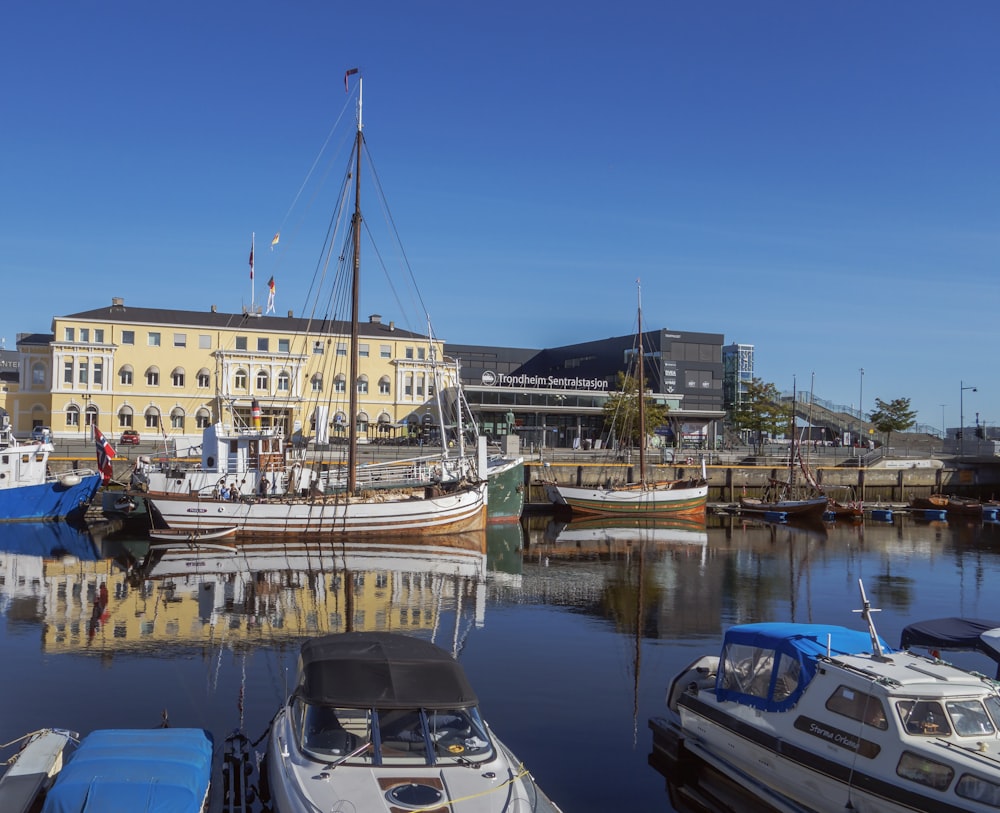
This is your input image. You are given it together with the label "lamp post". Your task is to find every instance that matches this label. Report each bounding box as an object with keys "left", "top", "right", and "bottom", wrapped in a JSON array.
[
  {"left": 960, "top": 381, "right": 976, "bottom": 457},
  {"left": 940, "top": 404, "right": 947, "bottom": 441},
  {"left": 857, "top": 367, "right": 864, "bottom": 453}
]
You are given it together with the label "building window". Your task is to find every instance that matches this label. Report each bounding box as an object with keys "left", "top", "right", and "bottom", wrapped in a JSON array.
[
  {"left": 313, "top": 340, "right": 324, "bottom": 355},
  {"left": 121, "top": 330, "right": 135, "bottom": 345},
  {"left": 336, "top": 342, "right": 347, "bottom": 357},
  {"left": 416, "top": 381, "right": 424, "bottom": 397},
  {"left": 257, "top": 337, "right": 269, "bottom": 352},
  {"left": 94, "top": 329, "right": 104, "bottom": 343},
  {"left": 405, "top": 347, "right": 414, "bottom": 360},
  {"left": 64, "top": 327, "right": 75, "bottom": 342},
  {"left": 78, "top": 362, "right": 88, "bottom": 386},
  {"left": 380, "top": 344, "right": 391, "bottom": 359},
  {"left": 145, "top": 411, "right": 160, "bottom": 430},
  {"left": 66, "top": 405, "right": 80, "bottom": 427},
  {"left": 170, "top": 410, "right": 184, "bottom": 430},
  {"left": 277, "top": 371, "right": 290, "bottom": 392},
  {"left": 195, "top": 410, "right": 211, "bottom": 429},
  {"left": 119, "top": 367, "right": 133, "bottom": 386},
  {"left": 235, "top": 336, "right": 247, "bottom": 351},
  {"left": 404, "top": 374, "right": 413, "bottom": 396},
  {"left": 63, "top": 360, "right": 73, "bottom": 385},
  {"left": 172, "top": 369, "right": 185, "bottom": 387},
  {"left": 256, "top": 370, "right": 269, "bottom": 391},
  {"left": 234, "top": 369, "right": 248, "bottom": 390},
  {"left": 197, "top": 370, "right": 210, "bottom": 388},
  {"left": 199, "top": 334, "right": 211, "bottom": 349},
  {"left": 94, "top": 361, "right": 103, "bottom": 386},
  {"left": 417, "top": 347, "right": 426, "bottom": 360},
  {"left": 118, "top": 411, "right": 133, "bottom": 429},
  {"left": 80, "top": 328, "right": 89, "bottom": 343},
  {"left": 278, "top": 338, "right": 290, "bottom": 353},
  {"left": 174, "top": 333, "right": 186, "bottom": 347},
  {"left": 311, "top": 373, "right": 323, "bottom": 392},
  {"left": 335, "top": 375, "right": 346, "bottom": 394},
  {"left": 146, "top": 368, "right": 159, "bottom": 387},
  {"left": 148, "top": 332, "right": 161, "bottom": 347},
  {"left": 359, "top": 343, "right": 369, "bottom": 358},
  {"left": 378, "top": 376, "right": 390, "bottom": 395},
  {"left": 32, "top": 363, "right": 45, "bottom": 386},
  {"left": 357, "top": 376, "right": 369, "bottom": 394}
]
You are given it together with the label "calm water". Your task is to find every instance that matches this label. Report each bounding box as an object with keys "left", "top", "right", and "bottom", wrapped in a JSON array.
[{"left": 2, "top": 512, "right": 1000, "bottom": 812}]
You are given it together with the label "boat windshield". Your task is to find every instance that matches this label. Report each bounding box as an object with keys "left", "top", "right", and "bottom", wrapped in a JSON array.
[
  {"left": 897, "top": 699, "right": 951, "bottom": 736},
  {"left": 945, "top": 699, "right": 996, "bottom": 737},
  {"left": 292, "top": 699, "right": 492, "bottom": 765}
]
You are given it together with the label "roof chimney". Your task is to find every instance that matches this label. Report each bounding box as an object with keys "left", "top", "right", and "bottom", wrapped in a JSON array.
[
  {"left": 369, "top": 314, "right": 382, "bottom": 324},
  {"left": 287, "top": 310, "right": 294, "bottom": 318},
  {"left": 211, "top": 305, "right": 217, "bottom": 313},
  {"left": 111, "top": 297, "right": 125, "bottom": 311}
]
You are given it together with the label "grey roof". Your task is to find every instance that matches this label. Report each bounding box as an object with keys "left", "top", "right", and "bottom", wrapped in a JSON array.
[{"left": 61, "top": 303, "right": 428, "bottom": 340}]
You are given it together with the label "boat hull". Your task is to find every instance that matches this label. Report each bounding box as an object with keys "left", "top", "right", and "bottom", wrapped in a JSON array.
[
  {"left": 486, "top": 456, "right": 524, "bottom": 522},
  {"left": 738, "top": 496, "right": 828, "bottom": 519},
  {"left": 0, "top": 475, "right": 102, "bottom": 522},
  {"left": 147, "top": 482, "right": 488, "bottom": 539},
  {"left": 544, "top": 481, "right": 707, "bottom": 519}
]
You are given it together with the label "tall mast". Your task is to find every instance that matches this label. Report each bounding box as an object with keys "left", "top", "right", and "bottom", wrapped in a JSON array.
[
  {"left": 347, "top": 78, "right": 363, "bottom": 494},
  {"left": 637, "top": 281, "right": 646, "bottom": 486}
]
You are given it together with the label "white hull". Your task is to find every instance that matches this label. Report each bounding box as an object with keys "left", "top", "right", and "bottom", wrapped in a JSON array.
[
  {"left": 147, "top": 481, "right": 487, "bottom": 538},
  {"left": 545, "top": 480, "right": 707, "bottom": 517}
]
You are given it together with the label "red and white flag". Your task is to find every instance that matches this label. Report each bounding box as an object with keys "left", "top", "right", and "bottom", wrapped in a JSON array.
[{"left": 94, "top": 426, "right": 116, "bottom": 485}]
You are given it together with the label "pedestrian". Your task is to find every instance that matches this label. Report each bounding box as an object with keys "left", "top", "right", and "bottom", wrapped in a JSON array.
[
  {"left": 219, "top": 483, "right": 230, "bottom": 500},
  {"left": 230, "top": 483, "right": 239, "bottom": 501},
  {"left": 258, "top": 477, "right": 269, "bottom": 498}
]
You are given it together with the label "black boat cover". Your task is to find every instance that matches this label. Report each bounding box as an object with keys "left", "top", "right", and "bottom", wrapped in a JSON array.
[
  {"left": 900, "top": 617, "right": 1000, "bottom": 677},
  {"left": 296, "top": 632, "right": 478, "bottom": 710}
]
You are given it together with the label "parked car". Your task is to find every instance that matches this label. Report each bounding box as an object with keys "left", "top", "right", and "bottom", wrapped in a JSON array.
[
  {"left": 31, "top": 426, "right": 52, "bottom": 442},
  {"left": 119, "top": 430, "right": 141, "bottom": 445}
]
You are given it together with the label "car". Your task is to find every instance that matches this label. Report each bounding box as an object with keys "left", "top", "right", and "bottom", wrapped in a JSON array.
[
  {"left": 31, "top": 426, "right": 52, "bottom": 442},
  {"left": 119, "top": 430, "right": 141, "bottom": 445}
]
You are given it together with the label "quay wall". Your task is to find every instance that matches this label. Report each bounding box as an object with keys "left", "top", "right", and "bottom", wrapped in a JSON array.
[{"left": 525, "top": 461, "right": 1000, "bottom": 505}]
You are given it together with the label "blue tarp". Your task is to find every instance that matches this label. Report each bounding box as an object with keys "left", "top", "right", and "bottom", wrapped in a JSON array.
[
  {"left": 41, "top": 728, "right": 213, "bottom": 813},
  {"left": 715, "top": 623, "right": 894, "bottom": 712}
]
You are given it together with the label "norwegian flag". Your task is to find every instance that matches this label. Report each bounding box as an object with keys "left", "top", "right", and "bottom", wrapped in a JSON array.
[{"left": 94, "top": 426, "right": 116, "bottom": 485}]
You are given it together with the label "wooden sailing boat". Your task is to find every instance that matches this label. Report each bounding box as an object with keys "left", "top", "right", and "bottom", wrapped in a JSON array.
[
  {"left": 738, "top": 379, "right": 827, "bottom": 520},
  {"left": 146, "top": 76, "right": 487, "bottom": 540},
  {"left": 543, "top": 283, "right": 707, "bottom": 518}
]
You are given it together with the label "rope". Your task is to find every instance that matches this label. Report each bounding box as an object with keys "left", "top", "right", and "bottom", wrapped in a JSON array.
[{"left": 407, "top": 763, "right": 532, "bottom": 812}]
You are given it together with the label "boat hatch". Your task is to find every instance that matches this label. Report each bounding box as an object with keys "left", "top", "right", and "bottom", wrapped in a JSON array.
[
  {"left": 385, "top": 782, "right": 444, "bottom": 809},
  {"left": 715, "top": 623, "right": 894, "bottom": 712}
]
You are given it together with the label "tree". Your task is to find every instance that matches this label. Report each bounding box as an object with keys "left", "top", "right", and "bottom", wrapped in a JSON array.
[
  {"left": 867, "top": 397, "right": 916, "bottom": 451},
  {"left": 602, "top": 371, "right": 670, "bottom": 448},
  {"left": 730, "top": 378, "right": 789, "bottom": 455}
]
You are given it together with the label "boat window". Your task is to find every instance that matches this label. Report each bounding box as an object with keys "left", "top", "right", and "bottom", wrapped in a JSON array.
[
  {"left": 428, "top": 708, "right": 492, "bottom": 763},
  {"left": 897, "top": 700, "right": 951, "bottom": 736},
  {"left": 956, "top": 773, "right": 1000, "bottom": 807},
  {"left": 946, "top": 699, "right": 996, "bottom": 737},
  {"left": 376, "top": 707, "right": 493, "bottom": 765},
  {"left": 825, "top": 685, "right": 888, "bottom": 730},
  {"left": 984, "top": 695, "right": 1000, "bottom": 730},
  {"left": 772, "top": 653, "right": 802, "bottom": 702},
  {"left": 896, "top": 750, "right": 954, "bottom": 791},
  {"left": 295, "top": 700, "right": 370, "bottom": 760},
  {"left": 720, "top": 643, "right": 774, "bottom": 699}
]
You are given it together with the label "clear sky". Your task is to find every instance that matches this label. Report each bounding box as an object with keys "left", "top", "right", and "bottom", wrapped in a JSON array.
[{"left": 4, "top": 2, "right": 998, "bottom": 434}]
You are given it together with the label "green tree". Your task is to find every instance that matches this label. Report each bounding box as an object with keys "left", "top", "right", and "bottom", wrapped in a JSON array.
[
  {"left": 603, "top": 371, "right": 670, "bottom": 448},
  {"left": 868, "top": 397, "right": 916, "bottom": 452},
  {"left": 731, "top": 378, "right": 789, "bottom": 455}
]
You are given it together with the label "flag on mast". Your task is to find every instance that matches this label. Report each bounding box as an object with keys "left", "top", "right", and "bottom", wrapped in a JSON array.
[
  {"left": 271, "top": 232, "right": 280, "bottom": 249},
  {"left": 249, "top": 235, "right": 255, "bottom": 280},
  {"left": 94, "top": 426, "right": 116, "bottom": 485},
  {"left": 266, "top": 277, "right": 276, "bottom": 314},
  {"left": 344, "top": 67, "right": 359, "bottom": 93}
]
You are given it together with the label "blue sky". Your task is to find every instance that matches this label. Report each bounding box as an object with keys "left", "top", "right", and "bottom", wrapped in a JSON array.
[{"left": 4, "top": 2, "right": 998, "bottom": 433}]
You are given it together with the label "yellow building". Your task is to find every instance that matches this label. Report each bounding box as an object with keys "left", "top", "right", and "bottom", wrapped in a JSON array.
[{"left": 10, "top": 297, "right": 454, "bottom": 445}]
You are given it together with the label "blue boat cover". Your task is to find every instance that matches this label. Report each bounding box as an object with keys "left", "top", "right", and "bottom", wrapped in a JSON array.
[
  {"left": 900, "top": 617, "right": 1000, "bottom": 678},
  {"left": 715, "top": 623, "right": 894, "bottom": 712},
  {"left": 41, "top": 728, "right": 213, "bottom": 813},
  {"left": 0, "top": 522, "right": 99, "bottom": 561}
]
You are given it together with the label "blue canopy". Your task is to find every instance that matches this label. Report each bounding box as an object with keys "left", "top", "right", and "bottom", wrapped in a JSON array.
[
  {"left": 715, "top": 623, "right": 894, "bottom": 712},
  {"left": 41, "top": 728, "right": 213, "bottom": 813}
]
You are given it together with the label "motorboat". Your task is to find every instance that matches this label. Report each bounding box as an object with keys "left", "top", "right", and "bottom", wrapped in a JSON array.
[
  {"left": 901, "top": 616, "right": 1000, "bottom": 679},
  {"left": 655, "top": 580, "right": 1000, "bottom": 813},
  {"left": 266, "top": 631, "right": 562, "bottom": 813},
  {"left": 0, "top": 728, "right": 213, "bottom": 813}
]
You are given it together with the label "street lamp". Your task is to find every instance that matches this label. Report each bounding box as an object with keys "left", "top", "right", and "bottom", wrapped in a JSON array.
[
  {"left": 960, "top": 381, "right": 976, "bottom": 457},
  {"left": 940, "top": 404, "right": 947, "bottom": 440},
  {"left": 856, "top": 367, "right": 864, "bottom": 454}
]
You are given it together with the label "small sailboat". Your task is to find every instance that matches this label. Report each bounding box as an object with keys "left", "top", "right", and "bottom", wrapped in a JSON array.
[{"left": 543, "top": 283, "right": 707, "bottom": 518}]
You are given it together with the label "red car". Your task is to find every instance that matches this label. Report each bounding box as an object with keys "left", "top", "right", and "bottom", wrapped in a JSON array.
[{"left": 119, "top": 430, "right": 141, "bottom": 445}]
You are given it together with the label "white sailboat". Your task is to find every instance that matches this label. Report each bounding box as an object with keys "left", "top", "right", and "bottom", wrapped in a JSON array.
[{"left": 146, "top": 76, "right": 487, "bottom": 540}]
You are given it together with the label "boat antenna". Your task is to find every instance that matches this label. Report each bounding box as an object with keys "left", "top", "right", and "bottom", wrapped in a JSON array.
[{"left": 853, "top": 578, "right": 887, "bottom": 661}]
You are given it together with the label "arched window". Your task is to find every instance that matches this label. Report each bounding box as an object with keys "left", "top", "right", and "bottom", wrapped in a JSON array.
[
  {"left": 234, "top": 369, "right": 248, "bottom": 390},
  {"left": 197, "top": 368, "right": 211, "bottom": 388},
  {"left": 195, "top": 408, "right": 211, "bottom": 429},
  {"left": 170, "top": 407, "right": 185, "bottom": 430},
  {"left": 277, "top": 371, "right": 291, "bottom": 392},
  {"left": 84, "top": 404, "right": 98, "bottom": 428},
  {"left": 145, "top": 407, "right": 160, "bottom": 430},
  {"left": 378, "top": 375, "right": 391, "bottom": 395},
  {"left": 119, "top": 365, "right": 134, "bottom": 386},
  {"left": 256, "top": 370, "right": 269, "bottom": 391},
  {"left": 356, "top": 375, "right": 369, "bottom": 394},
  {"left": 171, "top": 367, "right": 185, "bottom": 387},
  {"left": 356, "top": 411, "right": 369, "bottom": 435},
  {"left": 334, "top": 374, "right": 347, "bottom": 394},
  {"left": 65, "top": 404, "right": 80, "bottom": 427},
  {"left": 145, "top": 366, "right": 160, "bottom": 387},
  {"left": 311, "top": 373, "right": 323, "bottom": 393},
  {"left": 118, "top": 406, "right": 134, "bottom": 429}
]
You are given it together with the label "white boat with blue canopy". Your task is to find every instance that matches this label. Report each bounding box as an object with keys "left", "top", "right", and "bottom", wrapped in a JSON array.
[{"left": 658, "top": 581, "right": 1000, "bottom": 813}]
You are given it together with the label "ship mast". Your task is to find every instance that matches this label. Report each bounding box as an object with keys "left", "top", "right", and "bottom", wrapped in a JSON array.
[
  {"left": 347, "top": 78, "right": 363, "bottom": 494},
  {"left": 637, "top": 281, "right": 646, "bottom": 487}
]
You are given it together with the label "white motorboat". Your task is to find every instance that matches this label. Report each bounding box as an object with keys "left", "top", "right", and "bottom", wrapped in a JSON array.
[
  {"left": 656, "top": 580, "right": 1000, "bottom": 813},
  {"left": 266, "top": 631, "right": 562, "bottom": 813}
]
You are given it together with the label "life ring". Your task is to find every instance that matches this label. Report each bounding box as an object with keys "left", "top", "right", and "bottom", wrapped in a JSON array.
[{"left": 685, "top": 457, "right": 694, "bottom": 465}]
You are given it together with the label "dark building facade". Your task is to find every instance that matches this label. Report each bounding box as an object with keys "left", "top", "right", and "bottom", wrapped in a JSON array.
[{"left": 446, "top": 328, "right": 726, "bottom": 450}]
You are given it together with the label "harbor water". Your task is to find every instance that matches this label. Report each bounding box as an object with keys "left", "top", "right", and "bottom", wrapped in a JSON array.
[{"left": 2, "top": 511, "right": 999, "bottom": 812}]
